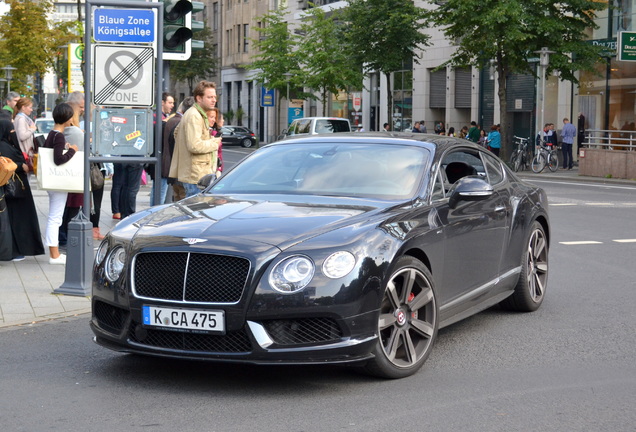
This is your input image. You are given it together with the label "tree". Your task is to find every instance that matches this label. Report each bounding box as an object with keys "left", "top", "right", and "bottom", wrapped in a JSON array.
[
  {"left": 427, "top": 0, "right": 607, "bottom": 159},
  {"left": 170, "top": 28, "right": 217, "bottom": 94},
  {"left": 295, "top": 6, "right": 363, "bottom": 116},
  {"left": 248, "top": 7, "right": 299, "bottom": 134},
  {"left": 0, "top": 0, "right": 70, "bottom": 97},
  {"left": 344, "top": 0, "right": 430, "bottom": 127}
]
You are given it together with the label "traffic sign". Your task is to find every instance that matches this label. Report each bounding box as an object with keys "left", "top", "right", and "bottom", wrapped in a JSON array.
[
  {"left": 618, "top": 31, "right": 636, "bottom": 61},
  {"left": 94, "top": 8, "right": 155, "bottom": 43},
  {"left": 261, "top": 87, "right": 275, "bottom": 107},
  {"left": 93, "top": 45, "right": 154, "bottom": 107}
]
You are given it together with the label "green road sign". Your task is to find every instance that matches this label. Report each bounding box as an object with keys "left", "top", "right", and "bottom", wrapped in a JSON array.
[{"left": 618, "top": 31, "right": 636, "bottom": 61}]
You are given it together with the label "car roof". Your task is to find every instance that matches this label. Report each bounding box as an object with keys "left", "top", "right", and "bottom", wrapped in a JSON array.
[{"left": 273, "top": 131, "right": 480, "bottom": 154}]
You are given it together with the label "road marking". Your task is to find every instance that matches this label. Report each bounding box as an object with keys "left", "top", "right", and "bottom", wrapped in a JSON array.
[
  {"left": 585, "top": 202, "right": 615, "bottom": 206},
  {"left": 526, "top": 179, "right": 636, "bottom": 191},
  {"left": 559, "top": 241, "right": 603, "bottom": 245},
  {"left": 550, "top": 203, "right": 577, "bottom": 206},
  {"left": 613, "top": 239, "right": 636, "bottom": 243}
]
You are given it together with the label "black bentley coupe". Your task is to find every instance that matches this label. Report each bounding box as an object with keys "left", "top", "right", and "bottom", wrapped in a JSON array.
[{"left": 91, "top": 133, "right": 550, "bottom": 379}]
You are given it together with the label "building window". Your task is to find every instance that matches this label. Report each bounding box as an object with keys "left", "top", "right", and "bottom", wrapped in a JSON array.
[
  {"left": 237, "top": 25, "right": 241, "bottom": 52},
  {"left": 212, "top": 2, "right": 218, "bottom": 31},
  {"left": 243, "top": 24, "right": 249, "bottom": 52},
  {"left": 392, "top": 58, "right": 413, "bottom": 132},
  {"left": 226, "top": 29, "right": 232, "bottom": 54}
]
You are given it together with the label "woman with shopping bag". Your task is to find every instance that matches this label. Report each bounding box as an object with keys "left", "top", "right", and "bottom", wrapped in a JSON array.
[{"left": 41, "top": 103, "right": 78, "bottom": 265}]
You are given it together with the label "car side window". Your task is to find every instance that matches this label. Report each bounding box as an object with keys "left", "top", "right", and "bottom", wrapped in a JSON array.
[
  {"left": 430, "top": 169, "right": 446, "bottom": 201},
  {"left": 441, "top": 150, "right": 482, "bottom": 188},
  {"left": 297, "top": 120, "right": 312, "bottom": 134},
  {"left": 482, "top": 153, "right": 504, "bottom": 185}
]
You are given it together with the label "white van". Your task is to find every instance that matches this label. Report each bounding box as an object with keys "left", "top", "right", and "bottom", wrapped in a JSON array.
[{"left": 282, "top": 117, "right": 351, "bottom": 138}]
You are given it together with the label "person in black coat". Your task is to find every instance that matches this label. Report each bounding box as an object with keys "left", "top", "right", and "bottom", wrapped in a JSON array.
[{"left": 0, "top": 119, "right": 44, "bottom": 260}]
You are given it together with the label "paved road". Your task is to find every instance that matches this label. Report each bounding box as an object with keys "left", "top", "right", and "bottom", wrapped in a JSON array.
[{"left": 0, "top": 170, "right": 634, "bottom": 431}]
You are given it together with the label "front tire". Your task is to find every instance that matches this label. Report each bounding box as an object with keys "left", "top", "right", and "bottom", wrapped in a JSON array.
[
  {"left": 500, "top": 221, "right": 548, "bottom": 312},
  {"left": 531, "top": 153, "right": 545, "bottom": 173},
  {"left": 548, "top": 152, "right": 559, "bottom": 172},
  {"left": 241, "top": 138, "right": 254, "bottom": 148},
  {"left": 364, "top": 256, "right": 439, "bottom": 379}
]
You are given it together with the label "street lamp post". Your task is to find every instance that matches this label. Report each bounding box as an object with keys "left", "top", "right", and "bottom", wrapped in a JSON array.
[
  {"left": 2, "top": 66, "right": 17, "bottom": 93},
  {"left": 535, "top": 47, "right": 554, "bottom": 144},
  {"left": 283, "top": 72, "right": 292, "bottom": 127}
]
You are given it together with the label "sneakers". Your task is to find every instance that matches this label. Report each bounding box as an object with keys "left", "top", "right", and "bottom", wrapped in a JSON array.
[
  {"left": 49, "top": 254, "right": 67, "bottom": 265},
  {"left": 11, "top": 256, "right": 26, "bottom": 262}
]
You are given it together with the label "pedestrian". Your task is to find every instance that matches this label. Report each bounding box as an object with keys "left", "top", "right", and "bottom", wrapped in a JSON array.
[
  {"left": 561, "top": 117, "right": 576, "bottom": 170},
  {"left": 0, "top": 119, "right": 44, "bottom": 261},
  {"left": 459, "top": 125, "right": 469, "bottom": 139},
  {"left": 486, "top": 124, "right": 501, "bottom": 156},
  {"left": 467, "top": 121, "right": 480, "bottom": 142},
  {"left": 0, "top": 92, "right": 20, "bottom": 119},
  {"left": 546, "top": 123, "right": 558, "bottom": 147},
  {"left": 207, "top": 107, "right": 224, "bottom": 178},
  {"left": 477, "top": 129, "right": 488, "bottom": 147},
  {"left": 43, "top": 102, "right": 78, "bottom": 265},
  {"left": 419, "top": 121, "right": 427, "bottom": 133},
  {"left": 162, "top": 92, "right": 175, "bottom": 121},
  {"left": 169, "top": 80, "right": 221, "bottom": 198},
  {"left": 13, "top": 97, "right": 37, "bottom": 168},
  {"left": 412, "top": 121, "right": 421, "bottom": 133},
  {"left": 383, "top": 122, "right": 390, "bottom": 132},
  {"left": 162, "top": 97, "right": 194, "bottom": 202},
  {"left": 447, "top": 126, "right": 456, "bottom": 137}
]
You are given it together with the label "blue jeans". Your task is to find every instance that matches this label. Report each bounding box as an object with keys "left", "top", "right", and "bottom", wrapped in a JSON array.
[
  {"left": 112, "top": 163, "right": 144, "bottom": 218},
  {"left": 150, "top": 177, "right": 169, "bottom": 206},
  {"left": 183, "top": 182, "right": 200, "bottom": 197}
]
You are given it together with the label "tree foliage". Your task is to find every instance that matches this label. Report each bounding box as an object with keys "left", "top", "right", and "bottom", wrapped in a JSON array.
[
  {"left": 0, "top": 0, "right": 78, "bottom": 97},
  {"left": 296, "top": 6, "right": 363, "bottom": 116},
  {"left": 170, "top": 27, "right": 217, "bottom": 94},
  {"left": 344, "top": 0, "right": 430, "bottom": 125},
  {"left": 427, "top": 0, "right": 607, "bottom": 158}
]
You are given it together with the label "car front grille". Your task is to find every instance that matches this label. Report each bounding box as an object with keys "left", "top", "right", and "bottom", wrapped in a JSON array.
[
  {"left": 133, "top": 252, "right": 250, "bottom": 304},
  {"left": 129, "top": 321, "right": 252, "bottom": 353},
  {"left": 262, "top": 318, "right": 343, "bottom": 346},
  {"left": 94, "top": 301, "right": 128, "bottom": 334}
]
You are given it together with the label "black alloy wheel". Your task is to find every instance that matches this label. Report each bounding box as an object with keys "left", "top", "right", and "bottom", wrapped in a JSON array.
[{"left": 365, "top": 256, "right": 438, "bottom": 379}]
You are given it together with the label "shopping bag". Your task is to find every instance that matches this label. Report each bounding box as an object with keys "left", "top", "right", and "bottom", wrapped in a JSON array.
[{"left": 36, "top": 148, "right": 84, "bottom": 193}]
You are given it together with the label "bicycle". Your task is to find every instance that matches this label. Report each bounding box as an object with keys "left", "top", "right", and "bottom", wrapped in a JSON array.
[
  {"left": 531, "top": 139, "right": 559, "bottom": 173},
  {"left": 509, "top": 136, "right": 532, "bottom": 172}
]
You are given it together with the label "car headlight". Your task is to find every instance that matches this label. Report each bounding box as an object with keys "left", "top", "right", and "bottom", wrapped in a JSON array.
[
  {"left": 322, "top": 251, "right": 356, "bottom": 279},
  {"left": 269, "top": 256, "right": 315, "bottom": 293},
  {"left": 104, "top": 246, "right": 127, "bottom": 282},
  {"left": 95, "top": 240, "right": 108, "bottom": 266}
]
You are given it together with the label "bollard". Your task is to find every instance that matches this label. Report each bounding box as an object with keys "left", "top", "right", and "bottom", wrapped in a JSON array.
[{"left": 55, "top": 211, "right": 93, "bottom": 297}]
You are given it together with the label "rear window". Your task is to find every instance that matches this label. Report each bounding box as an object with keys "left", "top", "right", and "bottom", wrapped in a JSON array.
[{"left": 315, "top": 119, "right": 350, "bottom": 133}]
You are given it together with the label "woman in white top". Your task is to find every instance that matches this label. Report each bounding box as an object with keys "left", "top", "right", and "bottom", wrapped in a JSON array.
[{"left": 13, "top": 97, "right": 37, "bottom": 160}]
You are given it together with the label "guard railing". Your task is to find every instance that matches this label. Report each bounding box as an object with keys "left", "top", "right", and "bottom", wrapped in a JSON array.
[{"left": 583, "top": 129, "right": 636, "bottom": 151}]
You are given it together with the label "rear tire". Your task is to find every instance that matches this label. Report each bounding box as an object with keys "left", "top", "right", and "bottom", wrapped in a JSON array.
[
  {"left": 548, "top": 152, "right": 559, "bottom": 172},
  {"left": 241, "top": 138, "right": 254, "bottom": 148},
  {"left": 512, "top": 152, "right": 522, "bottom": 172},
  {"left": 364, "top": 256, "right": 438, "bottom": 379},
  {"left": 500, "top": 221, "right": 548, "bottom": 312}
]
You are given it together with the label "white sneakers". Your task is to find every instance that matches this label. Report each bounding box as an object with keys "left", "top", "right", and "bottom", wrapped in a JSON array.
[{"left": 49, "top": 254, "right": 67, "bottom": 265}]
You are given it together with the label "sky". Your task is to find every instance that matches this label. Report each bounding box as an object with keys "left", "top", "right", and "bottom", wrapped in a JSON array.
[{"left": 0, "top": 2, "right": 8, "bottom": 16}]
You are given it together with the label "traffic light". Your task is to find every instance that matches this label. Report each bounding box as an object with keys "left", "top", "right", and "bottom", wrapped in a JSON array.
[{"left": 162, "top": 0, "right": 204, "bottom": 61}]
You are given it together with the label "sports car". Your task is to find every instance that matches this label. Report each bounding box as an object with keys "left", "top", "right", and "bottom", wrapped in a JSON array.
[{"left": 91, "top": 133, "right": 550, "bottom": 378}]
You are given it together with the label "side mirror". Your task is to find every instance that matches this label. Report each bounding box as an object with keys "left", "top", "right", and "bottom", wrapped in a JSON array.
[
  {"left": 197, "top": 173, "right": 217, "bottom": 190},
  {"left": 448, "top": 176, "right": 494, "bottom": 209}
]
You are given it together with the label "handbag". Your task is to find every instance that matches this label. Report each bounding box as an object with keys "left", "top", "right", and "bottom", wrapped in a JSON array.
[
  {"left": 34, "top": 135, "right": 46, "bottom": 153},
  {"left": 0, "top": 155, "right": 17, "bottom": 186},
  {"left": 4, "top": 173, "right": 26, "bottom": 198},
  {"left": 90, "top": 162, "right": 104, "bottom": 190},
  {"left": 36, "top": 147, "right": 85, "bottom": 193}
]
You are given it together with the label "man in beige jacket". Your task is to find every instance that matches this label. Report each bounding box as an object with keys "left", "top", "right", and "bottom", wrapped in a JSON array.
[{"left": 169, "top": 80, "right": 221, "bottom": 197}]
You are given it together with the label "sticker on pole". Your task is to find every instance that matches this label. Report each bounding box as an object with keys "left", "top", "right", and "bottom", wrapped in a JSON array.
[{"left": 93, "top": 45, "right": 154, "bottom": 107}]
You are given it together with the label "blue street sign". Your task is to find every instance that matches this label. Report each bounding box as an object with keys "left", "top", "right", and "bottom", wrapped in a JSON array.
[
  {"left": 94, "top": 9, "right": 155, "bottom": 44},
  {"left": 261, "top": 87, "right": 275, "bottom": 107}
]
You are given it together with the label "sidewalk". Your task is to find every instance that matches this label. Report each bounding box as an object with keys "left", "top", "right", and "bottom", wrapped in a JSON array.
[
  {"left": 0, "top": 177, "right": 152, "bottom": 327},
  {"left": 1, "top": 165, "right": 633, "bottom": 328}
]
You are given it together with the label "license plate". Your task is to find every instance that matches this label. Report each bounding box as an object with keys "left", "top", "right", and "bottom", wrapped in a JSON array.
[{"left": 142, "top": 305, "right": 225, "bottom": 333}]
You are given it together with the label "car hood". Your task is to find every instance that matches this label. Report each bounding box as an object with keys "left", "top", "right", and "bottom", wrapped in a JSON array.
[{"left": 125, "top": 194, "right": 385, "bottom": 250}]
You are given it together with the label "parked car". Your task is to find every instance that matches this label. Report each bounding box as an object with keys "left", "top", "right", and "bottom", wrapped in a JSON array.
[
  {"left": 281, "top": 117, "right": 351, "bottom": 139},
  {"left": 91, "top": 132, "right": 550, "bottom": 379},
  {"left": 34, "top": 118, "right": 54, "bottom": 139},
  {"left": 221, "top": 125, "right": 257, "bottom": 148}
]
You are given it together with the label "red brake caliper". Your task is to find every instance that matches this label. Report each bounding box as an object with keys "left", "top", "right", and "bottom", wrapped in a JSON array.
[{"left": 408, "top": 293, "right": 417, "bottom": 319}]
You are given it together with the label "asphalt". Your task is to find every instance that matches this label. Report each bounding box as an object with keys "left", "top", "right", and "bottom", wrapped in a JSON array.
[{"left": 1, "top": 165, "right": 634, "bottom": 329}]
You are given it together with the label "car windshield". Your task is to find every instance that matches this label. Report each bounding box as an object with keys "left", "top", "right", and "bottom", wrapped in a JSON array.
[{"left": 211, "top": 143, "right": 429, "bottom": 199}]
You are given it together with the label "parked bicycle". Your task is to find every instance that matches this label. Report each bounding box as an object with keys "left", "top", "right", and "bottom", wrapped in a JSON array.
[
  {"left": 509, "top": 136, "right": 532, "bottom": 172},
  {"left": 531, "top": 139, "right": 559, "bottom": 173}
]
